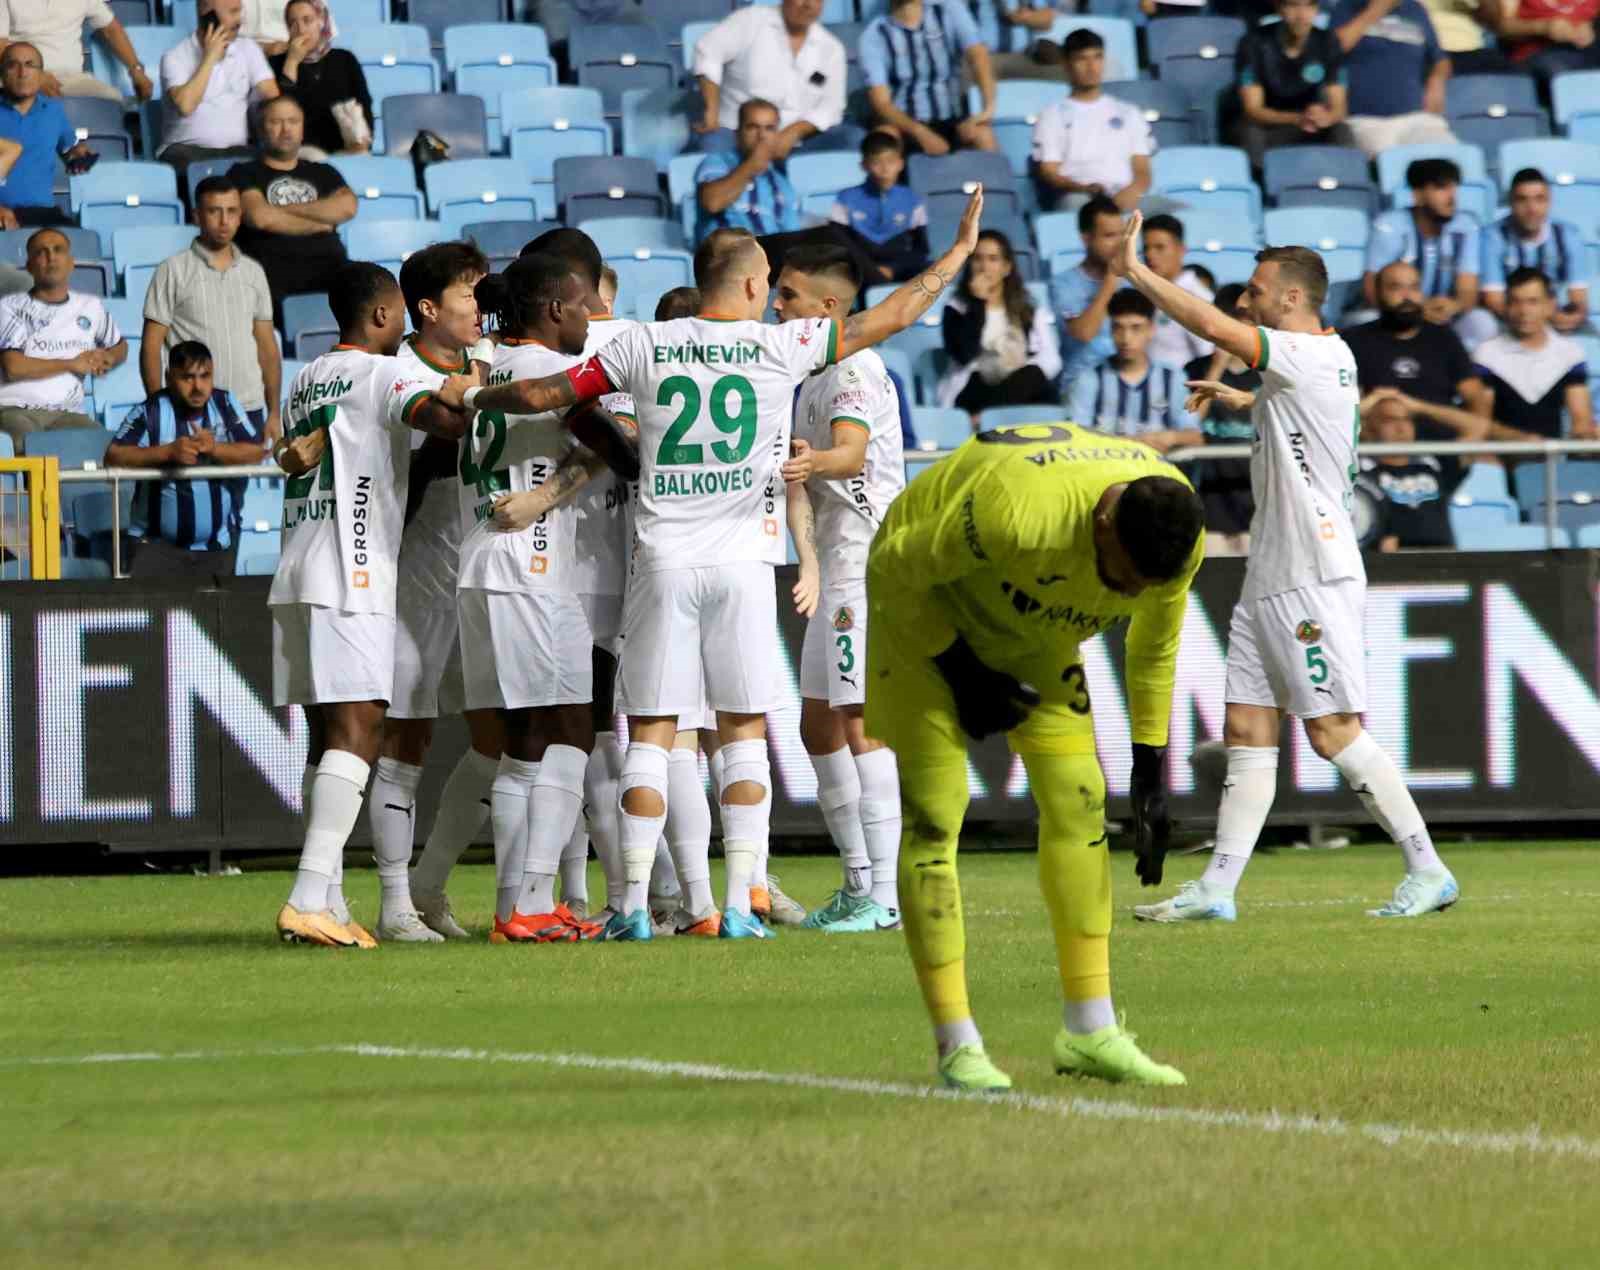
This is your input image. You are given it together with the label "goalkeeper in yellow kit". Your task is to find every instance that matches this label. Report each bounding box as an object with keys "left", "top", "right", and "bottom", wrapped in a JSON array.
[{"left": 865, "top": 423, "right": 1205, "bottom": 1091}]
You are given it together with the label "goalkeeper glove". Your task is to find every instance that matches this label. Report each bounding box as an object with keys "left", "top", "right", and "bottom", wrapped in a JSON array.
[
  {"left": 1129, "top": 742, "right": 1170, "bottom": 887},
  {"left": 932, "top": 636, "right": 1040, "bottom": 740}
]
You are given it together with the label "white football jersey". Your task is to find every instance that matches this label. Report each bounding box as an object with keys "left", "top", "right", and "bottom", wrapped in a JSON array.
[
  {"left": 395, "top": 336, "right": 473, "bottom": 604},
  {"left": 569, "top": 315, "right": 639, "bottom": 597},
  {"left": 795, "top": 349, "right": 905, "bottom": 582},
  {"left": 269, "top": 347, "right": 432, "bottom": 614},
  {"left": 1243, "top": 326, "right": 1367, "bottom": 602},
  {"left": 595, "top": 315, "right": 839, "bottom": 573},
  {"left": 456, "top": 339, "right": 583, "bottom": 594}
]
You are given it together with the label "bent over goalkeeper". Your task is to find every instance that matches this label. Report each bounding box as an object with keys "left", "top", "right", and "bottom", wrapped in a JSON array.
[{"left": 865, "top": 423, "right": 1205, "bottom": 1092}]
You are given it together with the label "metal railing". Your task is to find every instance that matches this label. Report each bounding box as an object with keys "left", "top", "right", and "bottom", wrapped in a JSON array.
[{"left": 47, "top": 438, "right": 1600, "bottom": 577}]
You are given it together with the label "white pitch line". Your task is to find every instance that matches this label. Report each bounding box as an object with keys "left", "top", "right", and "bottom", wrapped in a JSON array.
[{"left": 8, "top": 1042, "right": 1600, "bottom": 1164}]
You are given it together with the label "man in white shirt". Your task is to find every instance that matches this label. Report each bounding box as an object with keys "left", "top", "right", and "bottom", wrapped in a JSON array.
[
  {"left": 1031, "top": 26, "right": 1155, "bottom": 213},
  {"left": 158, "top": 0, "right": 278, "bottom": 170},
  {"left": 1141, "top": 213, "right": 1214, "bottom": 367},
  {"left": 0, "top": 227, "right": 125, "bottom": 447},
  {"left": 0, "top": 0, "right": 153, "bottom": 102},
  {"left": 693, "top": 0, "right": 846, "bottom": 159}
]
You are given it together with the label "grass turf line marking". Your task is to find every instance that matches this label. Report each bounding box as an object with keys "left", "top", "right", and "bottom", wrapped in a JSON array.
[{"left": 10, "top": 1042, "right": 1600, "bottom": 1165}]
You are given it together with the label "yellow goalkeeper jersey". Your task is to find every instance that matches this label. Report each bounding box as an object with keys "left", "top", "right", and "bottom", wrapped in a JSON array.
[{"left": 867, "top": 424, "right": 1204, "bottom": 747}]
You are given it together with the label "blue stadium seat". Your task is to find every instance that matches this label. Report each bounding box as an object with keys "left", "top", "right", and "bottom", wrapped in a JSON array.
[
  {"left": 1103, "top": 78, "right": 1201, "bottom": 147},
  {"left": 1173, "top": 208, "right": 1258, "bottom": 251},
  {"left": 1534, "top": 497, "right": 1600, "bottom": 534},
  {"left": 787, "top": 151, "right": 863, "bottom": 219},
  {"left": 1447, "top": 499, "right": 1519, "bottom": 543},
  {"left": 579, "top": 217, "right": 687, "bottom": 255},
  {"left": 1148, "top": 17, "right": 1244, "bottom": 85},
  {"left": 88, "top": 25, "right": 184, "bottom": 98},
  {"left": 108, "top": 0, "right": 153, "bottom": 24},
  {"left": 112, "top": 225, "right": 198, "bottom": 301},
  {"left": 1263, "top": 146, "right": 1377, "bottom": 214},
  {"left": 71, "top": 264, "right": 109, "bottom": 296},
  {"left": 425, "top": 158, "right": 548, "bottom": 229},
  {"left": 328, "top": 0, "right": 392, "bottom": 27},
  {"left": 912, "top": 407, "right": 973, "bottom": 450},
  {"left": 1008, "top": 13, "right": 1138, "bottom": 77},
  {"left": 1151, "top": 146, "right": 1260, "bottom": 223},
  {"left": 608, "top": 252, "right": 694, "bottom": 316},
  {"left": 446, "top": 24, "right": 557, "bottom": 145},
  {"left": 1578, "top": 523, "right": 1600, "bottom": 546},
  {"left": 329, "top": 155, "right": 426, "bottom": 222},
  {"left": 1263, "top": 206, "right": 1369, "bottom": 279},
  {"left": 908, "top": 150, "right": 1020, "bottom": 220},
  {"left": 283, "top": 294, "right": 336, "bottom": 362},
  {"left": 341, "top": 24, "right": 434, "bottom": 64},
  {"left": 876, "top": 345, "right": 915, "bottom": 403},
  {"left": 1551, "top": 69, "right": 1600, "bottom": 135},
  {"left": 235, "top": 528, "right": 282, "bottom": 576},
  {"left": 553, "top": 156, "right": 667, "bottom": 223},
  {"left": 1034, "top": 211, "right": 1084, "bottom": 276},
  {"left": 240, "top": 482, "right": 285, "bottom": 535},
  {"left": 100, "top": 296, "right": 144, "bottom": 338},
  {"left": 1497, "top": 138, "right": 1600, "bottom": 191},
  {"left": 462, "top": 219, "right": 558, "bottom": 267},
  {"left": 344, "top": 219, "right": 453, "bottom": 274},
  {"left": 20, "top": 425, "right": 109, "bottom": 468},
  {"left": 1376, "top": 141, "right": 1490, "bottom": 197},
  {"left": 621, "top": 86, "right": 698, "bottom": 169},
  {"left": 382, "top": 93, "right": 488, "bottom": 158},
  {"left": 1182, "top": 244, "right": 1259, "bottom": 287},
  {"left": 1446, "top": 75, "right": 1549, "bottom": 149},
  {"left": 1452, "top": 520, "right": 1570, "bottom": 550},
  {"left": 505, "top": 88, "right": 612, "bottom": 186},
  {"left": 88, "top": 361, "right": 146, "bottom": 428},
  {"left": 1550, "top": 184, "right": 1600, "bottom": 239},
  {"left": 667, "top": 152, "right": 707, "bottom": 241},
  {"left": 71, "top": 162, "right": 183, "bottom": 234},
  {"left": 67, "top": 488, "right": 133, "bottom": 569},
  {"left": 61, "top": 96, "right": 133, "bottom": 162},
  {"left": 1512, "top": 458, "right": 1600, "bottom": 511},
  {"left": 678, "top": 19, "right": 717, "bottom": 71},
  {"left": 409, "top": 0, "right": 502, "bottom": 47},
  {"left": 982, "top": 79, "right": 1066, "bottom": 178},
  {"left": 925, "top": 205, "right": 1035, "bottom": 279},
  {"left": 571, "top": 21, "right": 676, "bottom": 117},
  {"left": 182, "top": 157, "right": 239, "bottom": 204}
]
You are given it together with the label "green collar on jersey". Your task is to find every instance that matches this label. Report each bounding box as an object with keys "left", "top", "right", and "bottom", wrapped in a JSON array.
[{"left": 406, "top": 334, "right": 467, "bottom": 375}]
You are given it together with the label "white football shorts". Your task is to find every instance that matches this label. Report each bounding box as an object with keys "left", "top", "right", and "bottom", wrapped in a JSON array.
[
  {"left": 271, "top": 603, "right": 396, "bottom": 707},
  {"left": 1224, "top": 579, "right": 1367, "bottom": 719},
  {"left": 800, "top": 576, "right": 868, "bottom": 709},
  {"left": 581, "top": 591, "right": 623, "bottom": 657},
  {"left": 616, "top": 562, "right": 781, "bottom": 718},
  {"left": 388, "top": 590, "right": 464, "bottom": 720},
  {"left": 458, "top": 588, "right": 595, "bottom": 711}
]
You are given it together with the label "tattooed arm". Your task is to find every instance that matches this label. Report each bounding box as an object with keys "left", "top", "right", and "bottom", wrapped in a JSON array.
[
  {"left": 490, "top": 444, "right": 608, "bottom": 533},
  {"left": 787, "top": 481, "right": 820, "bottom": 619},
  {"left": 835, "top": 186, "right": 985, "bottom": 363},
  {"left": 466, "top": 368, "right": 581, "bottom": 416}
]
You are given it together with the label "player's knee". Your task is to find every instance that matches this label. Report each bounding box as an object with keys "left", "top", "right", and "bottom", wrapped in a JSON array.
[
  {"left": 1306, "top": 713, "right": 1363, "bottom": 761},
  {"left": 1032, "top": 755, "right": 1106, "bottom": 848},
  {"left": 799, "top": 700, "right": 839, "bottom": 755},
  {"left": 619, "top": 742, "right": 670, "bottom": 819},
  {"left": 900, "top": 769, "right": 968, "bottom": 859},
  {"left": 718, "top": 738, "right": 769, "bottom": 806},
  {"left": 383, "top": 717, "right": 432, "bottom": 765}
]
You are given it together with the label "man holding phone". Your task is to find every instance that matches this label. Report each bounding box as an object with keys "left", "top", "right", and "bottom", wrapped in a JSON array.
[
  {"left": 158, "top": 0, "right": 278, "bottom": 173},
  {"left": 0, "top": 42, "right": 95, "bottom": 229}
]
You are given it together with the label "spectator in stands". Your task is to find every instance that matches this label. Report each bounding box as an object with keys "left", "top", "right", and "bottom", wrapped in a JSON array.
[
  {"left": 1053, "top": 193, "right": 1128, "bottom": 384},
  {"left": 1481, "top": 169, "right": 1590, "bottom": 334},
  {"left": 239, "top": 0, "right": 290, "bottom": 57},
  {"left": 159, "top": 0, "right": 279, "bottom": 171},
  {"left": 1421, "top": 0, "right": 1508, "bottom": 74},
  {"left": 1329, "top": 0, "right": 1457, "bottom": 157},
  {"left": 828, "top": 131, "right": 931, "bottom": 283},
  {"left": 692, "top": 0, "right": 846, "bottom": 160},
  {"left": 1355, "top": 390, "right": 1460, "bottom": 549},
  {"left": 1363, "top": 158, "right": 1480, "bottom": 339},
  {"left": 1067, "top": 288, "right": 1199, "bottom": 448},
  {"left": 1233, "top": 0, "right": 1356, "bottom": 169},
  {"left": 105, "top": 340, "right": 265, "bottom": 579},
  {"left": 142, "top": 176, "right": 280, "bottom": 441},
  {"left": 0, "top": 227, "right": 125, "bottom": 447},
  {"left": 1186, "top": 284, "right": 1258, "bottom": 556},
  {"left": 0, "top": 0, "right": 154, "bottom": 103},
  {"left": 861, "top": 0, "right": 998, "bottom": 156},
  {"left": 655, "top": 286, "right": 701, "bottom": 321},
  {"left": 937, "top": 228, "right": 1061, "bottom": 417},
  {"left": 695, "top": 98, "right": 801, "bottom": 244},
  {"left": 1485, "top": 0, "right": 1600, "bottom": 78},
  {"left": 268, "top": 0, "right": 372, "bottom": 158},
  {"left": 1141, "top": 214, "right": 1215, "bottom": 367},
  {"left": 1346, "top": 261, "right": 1494, "bottom": 414},
  {"left": 0, "top": 42, "right": 95, "bottom": 229},
  {"left": 1031, "top": 28, "right": 1153, "bottom": 213},
  {"left": 228, "top": 93, "right": 353, "bottom": 322},
  {"left": 1472, "top": 268, "right": 1596, "bottom": 440}
]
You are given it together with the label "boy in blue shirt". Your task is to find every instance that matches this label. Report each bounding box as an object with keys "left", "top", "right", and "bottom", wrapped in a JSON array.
[{"left": 828, "top": 131, "right": 931, "bottom": 283}]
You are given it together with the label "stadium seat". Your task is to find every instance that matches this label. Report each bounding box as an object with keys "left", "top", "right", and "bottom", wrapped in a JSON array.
[
  {"left": 505, "top": 88, "right": 613, "bottom": 203},
  {"left": 20, "top": 426, "right": 109, "bottom": 475},
  {"left": 678, "top": 20, "right": 716, "bottom": 72},
  {"left": 912, "top": 407, "right": 973, "bottom": 450},
  {"left": 1446, "top": 75, "right": 1549, "bottom": 149},
  {"left": 1512, "top": 458, "right": 1600, "bottom": 512},
  {"left": 1008, "top": 14, "right": 1138, "bottom": 79},
  {"left": 344, "top": 219, "right": 452, "bottom": 274},
  {"left": 100, "top": 296, "right": 144, "bottom": 338},
  {"left": 667, "top": 152, "right": 706, "bottom": 242},
  {"left": 1034, "top": 210, "right": 1085, "bottom": 276},
  {"left": 787, "top": 151, "right": 863, "bottom": 220},
  {"left": 1497, "top": 139, "right": 1600, "bottom": 192},
  {"left": 1103, "top": 78, "right": 1201, "bottom": 148},
  {"left": 1151, "top": 146, "right": 1261, "bottom": 223},
  {"left": 181, "top": 157, "right": 240, "bottom": 205},
  {"left": 66, "top": 488, "right": 130, "bottom": 569},
  {"left": 982, "top": 79, "right": 1067, "bottom": 178},
  {"left": 553, "top": 156, "right": 667, "bottom": 223},
  {"left": 1173, "top": 208, "right": 1258, "bottom": 251},
  {"left": 462, "top": 219, "right": 558, "bottom": 268},
  {"left": 1551, "top": 69, "right": 1600, "bottom": 135},
  {"left": 1263, "top": 206, "right": 1369, "bottom": 280},
  {"left": 425, "top": 158, "right": 548, "bottom": 229},
  {"left": 1453, "top": 520, "right": 1571, "bottom": 550},
  {"left": 112, "top": 225, "right": 198, "bottom": 301},
  {"left": 88, "top": 25, "right": 184, "bottom": 98},
  {"left": 1148, "top": 17, "right": 1244, "bottom": 117},
  {"left": 343, "top": 24, "right": 442, "bottom": 112},
  {"left": 87, "top": 361, "right": 146, "bottom": 427},
  {"left": 70, "top": 264, "right": 109, "bottom": 296},
  {"left": 329, "top": 155, "right": 426, "bottom": 222},
  {"left": 908, "top": 151, "right": 1020, "bottom": 220},
  {"left": 409, "top": 0, "right": 501, "bottom": 47},
  {"left": 61, "top": 96, "right": 133, "bottom": 162},
  {"left": 570, "top": 21, "right": 677, "bottom": 117},
  {"left": 1534, "top": 496, "right": 1600, "bottom": 534},
  {"left": 1549, "top": 185, "right": 1600, "bottom": 239},
  {"left": 607, "top": 252, "right": 694, "bottom": 315},
  {"left": 876, "top": 345, "right": 915, "bottom": 402},
  {"left": 108, "top": 0, "right": 153, "bottom": 24},
  {"left": 621, "top": 86, "right": 697, "bottom": 169},
  {"left": 283, "top": 294, "right": 337, "bottom": 362},
  {"left": 383, "top": 94, "right": 488, "bottom": 159},
  {"left": 1183, "top": 244, "right": 1259, "bottom": 287},
  {"left": 1376, "top": 141, "right": 1492, "bottom": 205},
  {"left": 447, "top": 24, "right": 556, "bottom": 146},
  {"left": 70, "top": 162, "right": 183, "bottom": 233},
  {"left": 57, "top": 556, "right": 112, "bottom": 579},
  {"left": 1263, "top": 146, "right": 1377, "bottom": 214},
  {"left": 235, "top": 527, "right": 282, "bottom": 575},
  {"left": 579, "top": 217, "right": 687, "bottom": 255}
]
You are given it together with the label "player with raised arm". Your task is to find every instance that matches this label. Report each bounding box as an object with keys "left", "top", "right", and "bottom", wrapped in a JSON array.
[
  {"left": 368, "top": 242, "right": 498, "bottom": 943},
  {"left": 1114, "top": 212, "right": 1460, "bottom": 924},
  {"left": 770, "top": 244, "right": 907, "bottom": 934},
  {"left": 270, "top": 262, "right": 472, "bottom": 948},
  {"left": 462, "top": 187, "right": 986, "bottom": 942}
]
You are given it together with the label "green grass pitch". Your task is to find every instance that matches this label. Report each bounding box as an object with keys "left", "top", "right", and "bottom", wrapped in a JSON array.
[{"left": 5, "top": 841, "right": 1599, "bottom": 1268}]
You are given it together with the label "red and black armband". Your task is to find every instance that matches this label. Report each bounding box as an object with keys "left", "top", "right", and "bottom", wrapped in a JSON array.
[{"left": 565, "top": 356, "right": 613, "bottom": 403}]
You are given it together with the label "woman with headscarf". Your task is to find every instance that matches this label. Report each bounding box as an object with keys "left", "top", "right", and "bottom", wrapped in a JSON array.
[{"left": 269, "top": 0, "right": 373, "bottom": 156}]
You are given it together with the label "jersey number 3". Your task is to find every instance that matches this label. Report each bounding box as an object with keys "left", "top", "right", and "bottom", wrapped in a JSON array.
[
  {"left": 284, "top": 403, "right": 336, "bottom": 500},
  {"left": 655, "top": 374, "right": 757, "bottom": 466}
]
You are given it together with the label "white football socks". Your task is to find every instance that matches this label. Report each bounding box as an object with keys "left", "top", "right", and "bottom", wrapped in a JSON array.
[
  {"left": 287, "top": 750, "right": 370, "bottom": 915},
  {"left": 1331, "top": 730, "right": 1445, "bottom": 874},
  {"left": 559, "top": 819, "right": 589, "bottom": 908},
  {"left": 855, "top": 746, "right": 902, "bottom": 910},
  {"left": 718, "top": 739, "right": 770, "bottom": 917},
  {"left": 618, "top": 742, "right": 669, "bottom": 915},
  {"left": 665, "top": 748, "right": 715, "bottom": 915},
  {"left": 369, "top": 756, "right": 422, "bottom": 917},
  {"left": 810, "top": 745, "right": 869, "bottom": 895},
  {"left": 519, "top": 744, "right": 586, "bottom": 916},
  {"left": 1200, "top": 746, "right": 1279, "bottom": 895},
  {"left": 490, "top": 755, "right": 539, "bottom": 922},
  {"left": 1063, "top": 996, "right": 1117, "bottom": 1036},
  {"left": 411, "top": 747, "right": 496, "bottom": 897},
  {"left": 934, "top": 1018, "right": 982, "bottom": 1058},
  {"left": 585, "top": 732, "right": 625, "bottom": 911}
]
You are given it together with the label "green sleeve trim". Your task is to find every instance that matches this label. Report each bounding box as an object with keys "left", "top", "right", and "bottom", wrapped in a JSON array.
[
  {"left": 399, "top": 390, "right": 432, "bottom": 425},
  {"left": 825, "top": 318, "right": 840, "bottom": 366},
  {"left": 831, "top": 416, "right": 870, "bottom": 434},
  {"left": 1253, "top": 326, "right": 1270, "bottom": 372}
]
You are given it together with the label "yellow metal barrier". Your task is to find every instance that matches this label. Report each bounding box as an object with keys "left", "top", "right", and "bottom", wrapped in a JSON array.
[{"left": 0, "top": 456, "right": 60, "bottom": 580}]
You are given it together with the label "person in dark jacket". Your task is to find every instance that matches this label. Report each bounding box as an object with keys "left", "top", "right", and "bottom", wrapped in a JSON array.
[
  {"left": 937, "top": 228, "right": 1061, "bottom": 418},
  {"left": 268, "top": 0, "right": 372, "bottom": 156}
]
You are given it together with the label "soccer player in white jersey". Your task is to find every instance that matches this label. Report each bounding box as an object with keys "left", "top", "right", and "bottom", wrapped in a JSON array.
[
  {"left": 367, "top": 242, "right": 501, "bottom": 943},
  {"left": 461, "top": 187, "right": 986, "bottom": 941},
  {"left": 269, "top": 262, "right": 473, "bottom": 947},
  {"left": 1110, "top": 213, "right": 1460, "bottom": 922},
  {"left": 769, "top": 244, "right": 907, "bottom": 934}
]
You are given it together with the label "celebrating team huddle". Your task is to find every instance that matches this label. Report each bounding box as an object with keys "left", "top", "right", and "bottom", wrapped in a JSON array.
[{"left": 262, "top": 186, "right": 1459, "bottom": 1093}]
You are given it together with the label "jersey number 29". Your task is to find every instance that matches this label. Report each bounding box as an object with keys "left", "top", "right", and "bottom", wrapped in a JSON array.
[{"left": 655, "top": 374, "right": 757, "bottom": 466}]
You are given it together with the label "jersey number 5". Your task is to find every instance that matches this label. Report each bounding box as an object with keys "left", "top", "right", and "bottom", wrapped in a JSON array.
[
  {"left": 283, "top": 403, "right": 336, "bottom": 499},
  {"left": 655, "top": 374, "right": 757, "bottom": 466}
]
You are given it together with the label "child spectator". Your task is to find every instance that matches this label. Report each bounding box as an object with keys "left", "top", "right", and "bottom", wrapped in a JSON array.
[
  {"left": 828, "top": 131, "right": 931, "bottom": 284},
  {"left": 1067, "top": 288, "right": 1199, "bottom": 448}
]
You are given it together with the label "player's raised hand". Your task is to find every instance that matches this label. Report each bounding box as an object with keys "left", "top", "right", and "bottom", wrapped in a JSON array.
[
  {"left": 781, "top": 438, "right": 814, "bottom": 484},
  {"left": 1185, "top": 379, "right": 1257, "bottom": 415},
  {"left": 1113, "top": 209, "right": 1143, "bottom": 278},
  {"left": 956, "top": 183, "right": 985, "bottom": 254}
]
